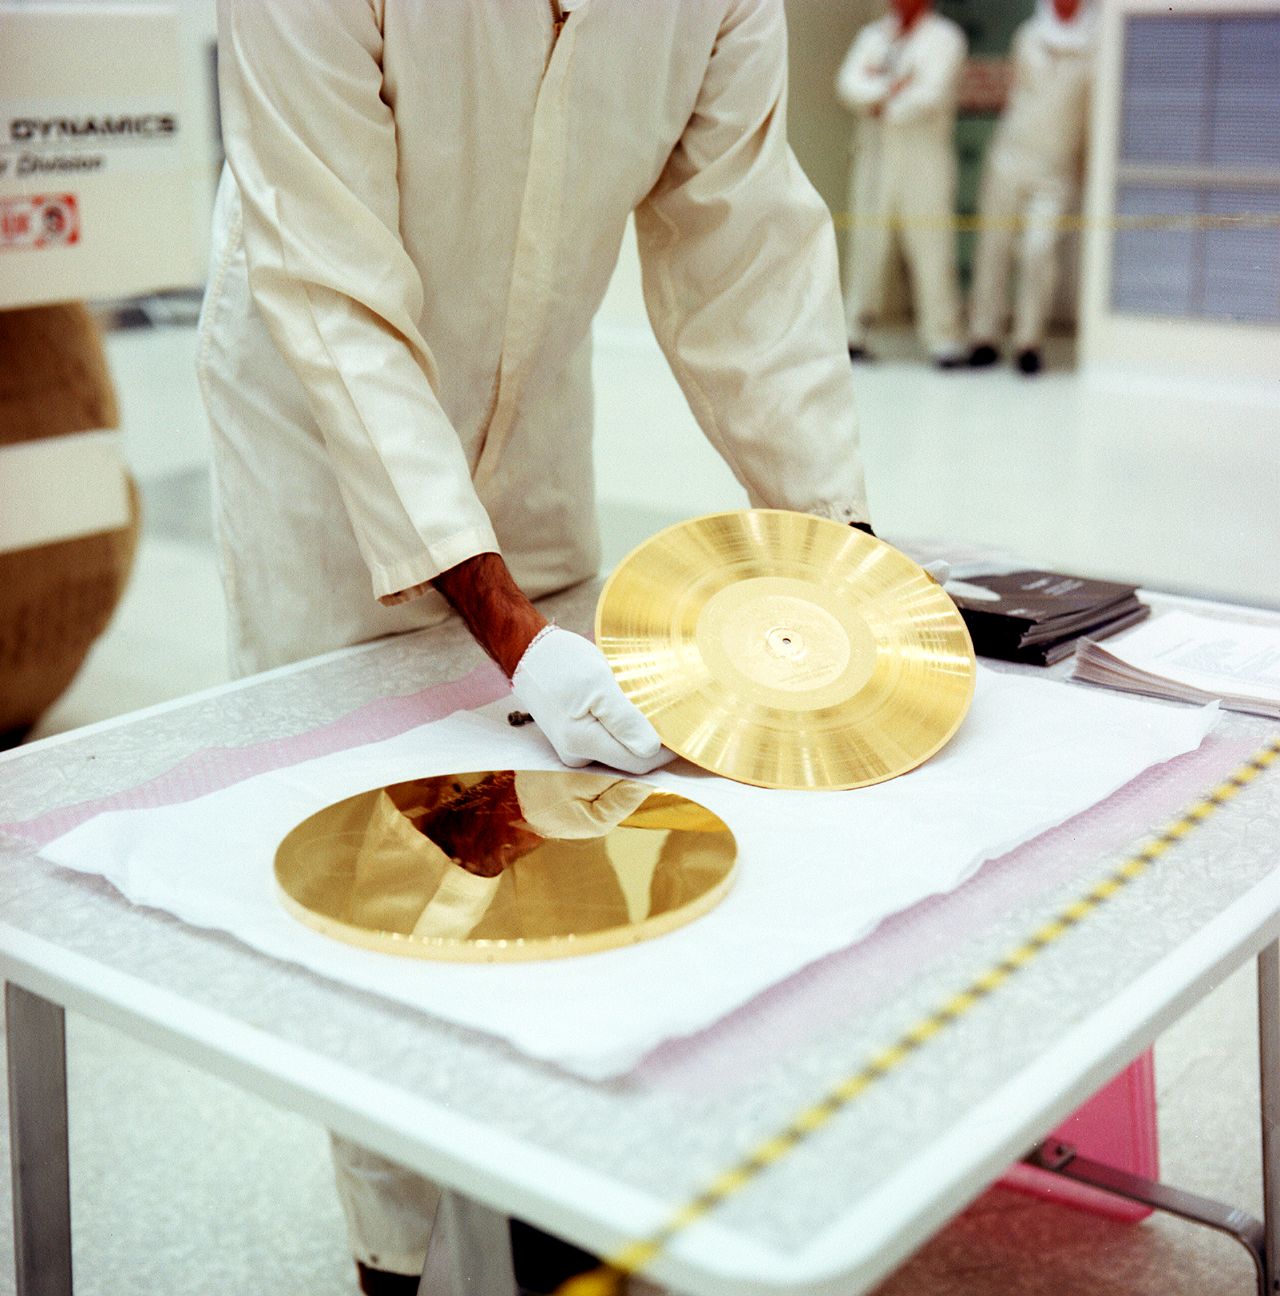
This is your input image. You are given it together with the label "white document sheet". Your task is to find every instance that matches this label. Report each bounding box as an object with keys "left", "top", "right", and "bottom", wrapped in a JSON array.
[
  {"left": 40, "top": 669, "right": 1216, "bottom": 1078},
  {"left": 1085, "top": 611, "right": 1280, "bottom": 705}
]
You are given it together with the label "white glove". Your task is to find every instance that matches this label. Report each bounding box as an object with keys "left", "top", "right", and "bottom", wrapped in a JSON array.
[
  {"left": 511, "top": 626, "right": 674, "bottom": 776},
  {"left": 922, "top": 559, "right": 951, "bottom": 586}
]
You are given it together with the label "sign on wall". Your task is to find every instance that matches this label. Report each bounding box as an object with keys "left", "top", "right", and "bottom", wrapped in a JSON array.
[{"left": 0, "top": 3, "right": 211, "bottom": 308}]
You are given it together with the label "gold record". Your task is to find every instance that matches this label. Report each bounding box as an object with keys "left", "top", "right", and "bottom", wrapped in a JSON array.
[
  {"left": 595, "top": 510, "right": 976, "bottom": 791},
  {"left": 274, "top": 770, "right": 737, "bottom": 962}
]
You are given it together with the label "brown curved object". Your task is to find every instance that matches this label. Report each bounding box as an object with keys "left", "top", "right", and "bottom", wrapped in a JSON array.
[{"left": 0, "top": 303, "right": 141, "bottom": 746}]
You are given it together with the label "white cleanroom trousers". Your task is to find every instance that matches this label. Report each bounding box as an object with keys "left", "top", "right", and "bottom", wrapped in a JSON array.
[
  {"left": 969, "top": 159, "right": 1074, "bottom": 353},
  {"left": 331, "top": 1135, "right": 442, "bottom": 1275},
  {"left": 842, "top": 134, "right": 965, "bottom": 360}
]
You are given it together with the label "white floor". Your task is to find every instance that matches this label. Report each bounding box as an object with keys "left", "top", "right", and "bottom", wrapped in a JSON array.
[{"left": 8, "top": 249, "right": 1279, "bottom": 1292}]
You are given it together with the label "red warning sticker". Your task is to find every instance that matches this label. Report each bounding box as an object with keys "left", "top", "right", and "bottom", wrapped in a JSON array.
[{"left": 0, "top": 194, "right": 80, "bottom": 251}]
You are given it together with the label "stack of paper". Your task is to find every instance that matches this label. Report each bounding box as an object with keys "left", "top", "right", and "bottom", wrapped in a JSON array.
[{"left": 1074, "top": 611, "right": 1280, "bottom": 719}]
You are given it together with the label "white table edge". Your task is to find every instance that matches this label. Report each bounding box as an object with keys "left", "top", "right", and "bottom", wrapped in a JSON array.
[
  {"left": 4, "top": 851, "right": 1278, "bottom": 1295},
  {"left": 0, "top": 921, "right": 788, "bottom": 1285},
  {"left": 779, "top": 863, "right": 1280, "bottom": 1295}
]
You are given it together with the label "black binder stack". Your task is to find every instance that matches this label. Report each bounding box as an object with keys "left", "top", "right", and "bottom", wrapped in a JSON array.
[{"left": 948, "top": 570, "right": 1149, "bottom": 666}]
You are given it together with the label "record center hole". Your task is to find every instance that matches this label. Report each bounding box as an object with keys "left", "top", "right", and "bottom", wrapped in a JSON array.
[{"left": 766, "top": 626, "right": 804, "bottom": 659}]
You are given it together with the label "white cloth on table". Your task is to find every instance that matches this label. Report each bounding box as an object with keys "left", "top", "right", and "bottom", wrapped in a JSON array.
[{"left": 40, "top": 668, "right": 1216, "bottom": 1079}]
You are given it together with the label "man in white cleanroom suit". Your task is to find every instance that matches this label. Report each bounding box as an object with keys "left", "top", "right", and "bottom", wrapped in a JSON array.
[
  {"left": 836, "top": 0, "right": 967, "bottom": 366},
  {"left": 968, "top": 0, "right": 1097, "bottom": 374},
  {"left": 198, "top": 1, "right": 871, "bottom": 1291}
]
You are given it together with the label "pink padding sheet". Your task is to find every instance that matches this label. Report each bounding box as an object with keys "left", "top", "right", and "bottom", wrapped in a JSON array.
[
  {"left": 633, "top": 731, "right": 1258, "bottom": 1091},
  {"left": 6, "top": 661, "right": 509, "bottom": 849}
]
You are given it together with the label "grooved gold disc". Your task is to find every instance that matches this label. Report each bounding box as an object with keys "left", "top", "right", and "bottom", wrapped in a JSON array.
[
  {"left": 595, "top": 510, "right": 976, "bottom": 790},
  {"left": 275, "top": 770, "right": 736, "bottom": 962}
]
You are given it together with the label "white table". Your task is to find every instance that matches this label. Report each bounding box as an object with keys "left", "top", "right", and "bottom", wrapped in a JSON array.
[{"left": 3, "top": 580, "right": 1279, "bottom": 1296}]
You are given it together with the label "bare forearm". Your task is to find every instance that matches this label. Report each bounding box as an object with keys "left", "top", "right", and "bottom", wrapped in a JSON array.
[{"left": 432, "top": 552, "right": 548, "bottom": 678}]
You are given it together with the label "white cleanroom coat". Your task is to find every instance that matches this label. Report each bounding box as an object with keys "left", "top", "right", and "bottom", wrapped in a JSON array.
[
  {"left": 969, "top": 8, "right": 1096, "bottom": 351},
  {"left": 198, "top": 0, "right": 870, "bottom": 677},
  {"left": 200, "top": 0, "right": 870, "bottom": 1274},
  {"left": 836, "top": 10, "right": 967, "bottom": 359}
]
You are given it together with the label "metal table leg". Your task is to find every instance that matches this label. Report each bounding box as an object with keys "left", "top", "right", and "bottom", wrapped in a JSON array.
[
  {"left": 6, "top": 982, "right": 73, "bottom": 1296},
  {"left": 417, "top": 1190, "right": 517, "bottom": 1296},
  {"left": 1259, "top": 939, "right": 1279, "bottom": 1294},
  {"left": 1027, "top": 938, "right": 1280, "bottom": 1296}
]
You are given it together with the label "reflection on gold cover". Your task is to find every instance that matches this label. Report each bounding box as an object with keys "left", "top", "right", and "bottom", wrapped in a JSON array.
[
  {"left": 274, "top": 770, "right": 736, "bottom": 962},
  {"left": 596, "top": 509, "right": 976, "bottom": 790}
]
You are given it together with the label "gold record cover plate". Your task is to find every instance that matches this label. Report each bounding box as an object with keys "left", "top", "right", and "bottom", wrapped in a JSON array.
[
  {"left": 274, "top": 770, "right": 737, "bottom": 962},
  {"left": 595, "top": 510, "right": 976, "bottom": 790}
]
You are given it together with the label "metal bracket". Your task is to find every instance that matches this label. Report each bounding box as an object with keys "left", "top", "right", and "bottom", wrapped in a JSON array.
[{"left": 1025, "top": 1139, "right": 1267, "bottom": 1295}]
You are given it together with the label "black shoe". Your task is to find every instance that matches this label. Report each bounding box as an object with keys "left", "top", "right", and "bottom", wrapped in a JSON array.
[
  {"left": 510, "top": 1218, "right": 600, "bottom": 1295},
  {"left": 934, "top": 353, "right": 966, "bottom": 371},
  {"left": 967, "top": 343, "right": 999, "bottom": 367},
  {"left": 1016, "top": 348, "right": 1043, "bottom": 375},
  {"left": 847, "top": 345, "right": 875, "bottom": 363},
  {"left": 357, "top": 1263, "right": 422, "bottom": 1295}
]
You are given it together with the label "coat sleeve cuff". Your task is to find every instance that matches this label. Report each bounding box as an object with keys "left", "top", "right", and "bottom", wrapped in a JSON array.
[
  {"left": 746, "top": 493, "right": 872, "bottom": 530},
  {"left": 369, "top": 524, "right": 502, "bottom": 603},
  {"left": 803, "top": 500, "right": 872, "bottom": 527}
]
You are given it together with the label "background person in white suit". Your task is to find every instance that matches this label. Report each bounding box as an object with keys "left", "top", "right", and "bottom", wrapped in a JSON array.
[
  {"left": 967, "top": 0, "right": 1098, "bottom": 375},
  {"left": 836, "top": 0, "right": 967, "bottom": 368}
]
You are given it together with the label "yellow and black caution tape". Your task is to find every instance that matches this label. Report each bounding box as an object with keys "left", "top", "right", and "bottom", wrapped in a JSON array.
[
  {"left": 557, "top": 736, "right": 1280, "bottom": 1296},
  {"left": 831, "top": 211, "right": 1280, "bottom": 233}
]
